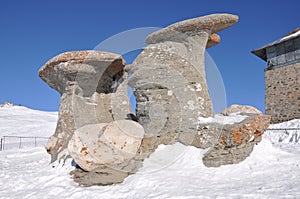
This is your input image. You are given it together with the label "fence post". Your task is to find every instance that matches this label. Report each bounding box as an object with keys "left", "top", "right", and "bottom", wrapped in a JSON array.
[
  {"left": 35, "top": 137, "right": 37, "bottom": 147},
  {"left": 0, "top": 138, "right": 2, "bottom": 151},
  {"left": 19, "top": 137, "right": 22, "bottom": 149}
]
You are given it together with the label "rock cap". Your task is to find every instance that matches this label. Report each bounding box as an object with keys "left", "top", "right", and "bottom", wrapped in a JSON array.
[
  {"left": 38, "top": 50, "right": 125, "bottom": 93},
  {"left": 146, "top": 13, "right": 238, "bottom": 44}
]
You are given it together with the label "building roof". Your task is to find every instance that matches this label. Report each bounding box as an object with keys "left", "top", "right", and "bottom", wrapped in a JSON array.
[{"left": 251, "top": 28, "right": 300, "bottom": 61}]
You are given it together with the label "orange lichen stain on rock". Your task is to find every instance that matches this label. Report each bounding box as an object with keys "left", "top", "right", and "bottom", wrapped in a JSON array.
[
  {"left": 233, "top": 129, "right": 242, "bottom": 144},
  {"left": 264, "top": 123, "right": 270, "bottom": 129},
  {"left": 80, "top": 147, "right": 88, "bottom": 155},
  {"left": 57, "top": 143, "right": 63, "bottom": 150},
  {"left": 254, "top": 130, "right": 263, "bottom": 139},
  {"left": 221, "top": 136, "right": 226, "bottom": 147},
  {"left": 208, "top": 33, "right": 220, "bottom": 43}
]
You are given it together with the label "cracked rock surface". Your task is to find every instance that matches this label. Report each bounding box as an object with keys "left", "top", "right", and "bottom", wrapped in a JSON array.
[
  {"left": 39, "top": 50, "right": 132, "bottom": 162},
  {"left": 127, "top": 13, "right": 238, "bottom": 147}
]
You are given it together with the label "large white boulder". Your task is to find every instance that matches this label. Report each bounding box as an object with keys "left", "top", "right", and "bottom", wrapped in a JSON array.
[{"left": 68, "top": 120, "right": 144, "bottom": 171}]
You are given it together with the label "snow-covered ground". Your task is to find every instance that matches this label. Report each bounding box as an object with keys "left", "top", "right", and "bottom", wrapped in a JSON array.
[
  {"left": 0, "top": 103, "right": 57, "bottom": 138},
  {"left": 0, "top": 103, "right": 57, "bottom": 150},
  {"left": 0, "top": 105, "right": 299, "bottom": 198}
]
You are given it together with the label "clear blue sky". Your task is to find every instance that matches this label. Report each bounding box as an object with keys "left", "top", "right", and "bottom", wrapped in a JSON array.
[{"left": 1, "top": 0, "right": 299, "bottom": 112}]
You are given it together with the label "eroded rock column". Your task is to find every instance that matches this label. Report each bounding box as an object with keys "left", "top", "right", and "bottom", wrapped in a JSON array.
[
  {"left": 39, "top": 51, "right": 132, "bottom": 162},
  {"left": 127, "top": 14, "right": 239, "bottom": 152}
]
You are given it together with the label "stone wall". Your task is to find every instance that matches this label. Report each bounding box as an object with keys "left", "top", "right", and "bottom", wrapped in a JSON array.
[{"left": 265, "top": 62, "right": 300, "bottom": 123}]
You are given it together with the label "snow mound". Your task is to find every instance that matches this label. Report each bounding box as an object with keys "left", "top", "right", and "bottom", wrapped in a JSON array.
[
  {"left": 198, "top": 113, "right": 248, "bottom": 125},
  {"left": 0, "top": 138, "right": 299, "bottom": 198},
  {"left": 264, "top": 119, "right": 300, "bottom": 144}
]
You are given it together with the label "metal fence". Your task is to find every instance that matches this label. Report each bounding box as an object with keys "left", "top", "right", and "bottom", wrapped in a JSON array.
[
  {"left": 265, "top": 128, "right": 300, "bottom": 143},
  {"left": 266, "top": 128, "right": 300, "bottom": 131},
  {"left": 0, "top": 136, "right": 50, "bottom": 151},
  {"left": 0, "top": 128, "right": 299, "bottom": 151}
]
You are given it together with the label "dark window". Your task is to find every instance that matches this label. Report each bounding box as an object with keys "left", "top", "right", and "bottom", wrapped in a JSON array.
[
  {"left": 276, "top": 43, "right": 286, "bottom": 64},
  {"left": 295, "top": 37, "right": 300, "bottom": 60},
  {"left": 267, "top": 46, "right": 276, "bottom": 58},
  {"left": 285, "top": 40, "right": 295, "bottom": 62},
  {"left": 266, "top": 46, "right": 277, "bottom": 66}
]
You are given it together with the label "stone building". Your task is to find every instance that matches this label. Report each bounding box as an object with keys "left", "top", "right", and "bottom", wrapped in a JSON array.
[{"left": 252, "top": 28, "right": 300, "bottom": 123}]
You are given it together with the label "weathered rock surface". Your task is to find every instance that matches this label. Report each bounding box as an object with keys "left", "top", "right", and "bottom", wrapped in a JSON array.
[
  {"left": 39, "top": 51, "right": 132, "bottom": 162},
  {"left": 127, "top": 13, "right": 238, "bottom": 148},
  {"left": 38, "top": 13, "right": 270, "bottom": 186},
  {"left": 70, "top": 166, "right": 129, "bottom": 186},
  {"left": 202, "top": 114, "right": 271, "bottom": 167},
  {"left": 146, "top": 14, "right": 239, "bottom": 44},
  {"left": 68, "top": 120, "right": 144, "bottom": 186},
  {"left": 207, "top": 33, "right": 221, "bottom": 48},
  {"left": 221, "top": 104, "right": 263, "bottom": 116},
  {"left": 68, "top": 120, "right": 144, "bottom": 172}
]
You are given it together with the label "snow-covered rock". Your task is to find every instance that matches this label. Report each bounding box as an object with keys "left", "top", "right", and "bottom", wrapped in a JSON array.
[
  {"left": 221, "top": 104, "right": 262, "bottom": 116},
  {"left": 200, "top": 114, "right": 271, "bottom": 167}
]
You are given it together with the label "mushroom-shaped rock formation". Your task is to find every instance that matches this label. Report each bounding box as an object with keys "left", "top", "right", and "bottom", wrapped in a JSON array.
[
  {"left": 127, "top": 14, "right": 239, "bottom": 151},
  {"left": 39, "top": 50, "right": 133, "bottom": 162}
]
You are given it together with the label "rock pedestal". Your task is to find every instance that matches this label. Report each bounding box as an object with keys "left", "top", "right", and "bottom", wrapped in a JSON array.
[
  {"left": 39, "top": 51, "right": 132, "bottom": 162},
  {"left": 127, "top": 14, "right": 238, "bottom": 149}
]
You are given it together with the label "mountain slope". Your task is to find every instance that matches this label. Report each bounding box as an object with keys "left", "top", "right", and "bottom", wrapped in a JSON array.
[{"left": 0, "top": 104, "right": 57, "bottom": 138}]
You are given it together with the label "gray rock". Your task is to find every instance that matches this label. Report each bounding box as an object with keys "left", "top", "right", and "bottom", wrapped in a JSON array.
[
  {"left": 221, "top": 104, "right": 263, "bottom": 116},
  {"left": 39, "top": 51, "right": 132, "bottom": 162},
  {"left": 68, "top": 120, "right": 144, "bottom": 172},
  {"left": 127, "top": 14, "right": 238, "bottom": 147},
  {"left": 146, "top": 13, "right": 239, "bottom": 45},
  {"left": 206, "top": 33, "right": 220, "bottom": 48},
  {"left": 202, "top": 114, "right": 271, "bottom": 167},
  {"left": 70, "top": 166, "right": 129, "bottom": 186}
]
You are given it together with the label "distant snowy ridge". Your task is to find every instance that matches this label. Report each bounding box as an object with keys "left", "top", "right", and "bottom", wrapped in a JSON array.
[
  {"left": 0, "top": 101, "right": 14, "bottom": 108},
  {"left": 0, "top": 104, "right": 57, "bottom": 138}
]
